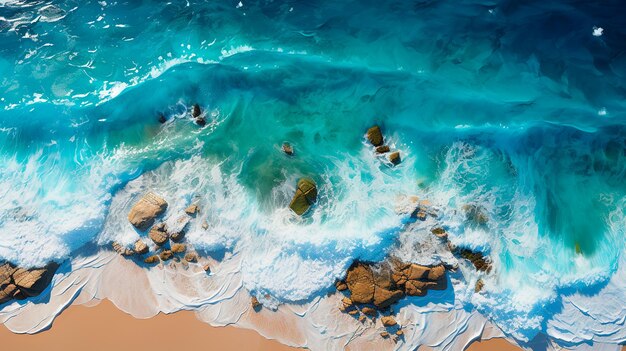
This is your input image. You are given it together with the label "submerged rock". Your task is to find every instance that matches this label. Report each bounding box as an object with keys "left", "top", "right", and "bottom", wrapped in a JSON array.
[
  {"left": 282, "top": 142, "right": 294, "bottom": 155},
  {"left": 1, "top": 262, "right": 58, "bottom": 304},
  {"left": 149, "top": 223, "right": 169, "bottom": 246},
  {"left": 158, "top": 113, "right": 166, "bottom": 124},
  {"left": 462, "top": 204, "right": 488, "bottom": 226},
  {"left": 366, "top": 126, "right": 384, "bottom": 146},
  {"left": 128, "top": 192, "right": 168, "bottom": 231},
  {"left": 289, "top": 178, "right": 318, "bottom": 215}
]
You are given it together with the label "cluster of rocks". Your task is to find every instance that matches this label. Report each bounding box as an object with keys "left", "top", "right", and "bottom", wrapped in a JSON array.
[
  {"left": 0, "top": 262, "right": 58, "bottom": 305},
  {"left": 336, "top": 260, "right": 446, "bottom": 340},
  {"left": 288, "top": 178, "right": 318, "bottom": 216},
  {"left": 366, "top": 125, "right": 401, "bottom": 165},
  {"left": 115, "top": 192, "right": 206, "bottom": 270}
]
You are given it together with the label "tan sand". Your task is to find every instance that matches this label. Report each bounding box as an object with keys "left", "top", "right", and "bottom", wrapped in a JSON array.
[{"left": 1, "top": 299, "right": 622, "bottom": 351}]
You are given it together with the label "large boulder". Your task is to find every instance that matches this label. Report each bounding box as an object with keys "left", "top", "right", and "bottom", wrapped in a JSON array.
[
  {"left": 1, "top": 262, "right": 58, "bottom": 303},
  {"left": 128, "top": 192, "right": 168, "bottom": 231},
  {"left": 345, "top": 263, "right": 375, "bottom": 304},
  {"left": 366, "top": 126, "right": 384, "bottom": 146},
  {"left": 289, "top": 178, "right": 318, "bottom": 215}
]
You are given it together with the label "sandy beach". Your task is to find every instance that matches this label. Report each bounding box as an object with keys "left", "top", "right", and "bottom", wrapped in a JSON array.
[{"left": 0, "top": 299, "right": 525, "bottom": 351}]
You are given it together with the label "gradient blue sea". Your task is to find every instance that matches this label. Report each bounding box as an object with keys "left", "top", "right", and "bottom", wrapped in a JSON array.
[{"left": 0, "top": 0, "right": 625, "bottom": 345}]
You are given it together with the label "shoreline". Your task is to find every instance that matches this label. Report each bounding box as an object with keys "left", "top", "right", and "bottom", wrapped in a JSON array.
[{"left": 0, "top": 298, "right": 525, "bottom": 351}]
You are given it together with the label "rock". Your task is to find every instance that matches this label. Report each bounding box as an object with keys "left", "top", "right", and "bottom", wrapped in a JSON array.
[
  {"left": 203, "top": 264, "right": 211, "bottom": 272},
  {"left": 462, "top": 204, "right": 488, "bottom": 225},
  {"left": 376, "top": 145, "right": 390, "bottom": 153},
  {"left": 191, "top": 104, "right": 201, "bottom": 118},
  {"left": 380, "top": 332, "right": 390, "bottom": 338},
  {"left": 149, "top": 223, "right": 169, "bottom": 246},
  {"left": 381, "top": 316, "right": 397, "bottom": 327},
  {"left": 112, "top": 242, "right": 133, "bottom": 256},
  {"left": 389, "top": 152, "right": 401, "bottom": 165},
  {"left": 475, "top": 279, "right": 484, "bottom": 293},
  {"left": 144, "top": 255, "right": 159, "bottom": 264},
  {"left": 391, "top": 263, "right": 447, "bottom": 296},
  {"left": 251, "top": 296, "right": 261, "bottom": 310},
  {"left": 195, "top": 116, "right": 206, "bottom": 126},
  {"left": 373, "top": 287, "right": 404, "bottom": 308},
  {"left": 347, "top": 309, "right": 359, "bottom": 315},
  {"left": 361, "top": 307, "right": 377, "bottom": 316},
  {"left": 431, "top": 227, "right": 448, "bottom": 239},
  {"left": 456, "top": 248, "right": 492, "bottom": 273},
  {"left": 201, "top": 221, "right": 209, "bottom": 230},
  {"left": 1, "top": 263, "right": 58, "bottom": 301},
  {"left": 134, "top": 240, "right": 148, "bottom": 255},
  {"left": 358, "top": 315, "right": 367, "bottom": 323},
  {"left": 396, "top": 329, "right": 404, "bottom": 336},
  {"left": 171, "top": 244, "right": 186, "bottom": 253},
  {"left": 184, "top": 253, "right": 198, "bottom": 263},
  {"left": 366, "top": 126, "right": 384, "bottom": 147},
  {"left": 159, "top": 250, "right": 173, "bottom": 261},
  {"left": 128, "top": 192, "right": 168, "bottom": 231},
  {"left": 345, "top": 263, "right": 375, "bottom": 304},
  {"left": 282, "top": 142, "right": 294, "bottom": 156},
  {"left": 289, "top": 178, "right": 318, "bottom": 216},
  {"left": 342, "top": 297, "right": 353, "bottom": 309},
  {"left": 415, "top": 210, "right": 427, "bottom": 221},
  {"left": 158, "top": 113, "right": 166, "bottom": 124},
  {"left": 185, "top": 204, "right": 199, "bottom": 216},
  {"left": 335, "top": 281, "right": 348, "bottom": 291}
]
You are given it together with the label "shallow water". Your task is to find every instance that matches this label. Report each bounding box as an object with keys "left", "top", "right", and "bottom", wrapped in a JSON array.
[{"left": 1, "top": 0, "right": 625, "bottom": 349}]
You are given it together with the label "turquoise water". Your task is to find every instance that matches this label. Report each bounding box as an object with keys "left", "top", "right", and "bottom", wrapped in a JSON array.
[{"left": 1, "top": 0, "right": 625, "bottom": 346}]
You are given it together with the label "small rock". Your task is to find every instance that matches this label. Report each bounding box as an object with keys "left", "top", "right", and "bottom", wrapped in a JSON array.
[
  {"left": 195, "top": 116, "right": 206, "bottom": 126},
  {"left": 170, "top": 230, "right": 185, "bottom": 243},
  {"left": 282, "top": 142, "right": 294, "bottom": 156},
  {"left": 202, "top": 221, "right": 209, "bottom": 230},
  {"left": 366, "top": 126, "right": 384, "bottom": 146},
  {"left": 361, "top": 307, "right": 377, "bottom": 316},
  {"left": 380, "top": 332, "right": 390, "bottom": 338},
  {"left": 376, "top": 145, "right": 390, "bottom": 153},
  {"left": 159, "top": 250, "right": 173, "bottom": 261},
  {"left": 191, "top": 104, "right": 201, "bottom": 118},
  {"left": 112, "top": 242, "right": 133, "bottom": 256},
  {"left": 358, "top": 315, "right": 366, "bottom": 323},
  {"left": 134, "top": 240, "right": 148, "bottom": 255},
  {"left": 431, "top": 227, "right": 448, "bottom": 239},
  {"left": 158, "top": 113, "right": 166, "bottom": 124},
  {"left": 335, "top": 281, "right": 348, "bottom": 291},
  {"left": 144, "top": 255, "right": 159, "bottom": 264},
  {"left": 389, "top": 152, "right": 401, "bottom": 165},
  {"left": 289, "top": 178, "right": 317, "bottom": 216},
  {"left": 185, "top": 204, "right": 199, "bottom": 215},
  {"left": 171, "top": 243, "right": 186, "bottom": 253},
  {"left": 347, "top": 310, "right": 359, "bottom": 316},
  {"left": 149, "top": 223, "right": 169, "bottom": 246},
  {"left": 342, "top": 297, "right": 353, "bottom": 309},
  {"left": 396, "top": 329, "right": 404, "bottom": 336},
  {"left": 415, "top": 211, "right": 427, "bottom": 221},
  {"left": 475, "top": 279, "right": 485, "bottom": 293},
  {"left": 184, "top": 253, "right": 198, "bottom": 263},
  {"left": 128, "top": 192, "right": 168, "bottom": 231},
  {"left": 381, "top": 316, "right": 397, "bottom": 327},
  {"left": 203, "top": 264, "right": 211, "bottom": 272},
  {"left": 251, "top": 296, "right": 261, "bottom": 310}
]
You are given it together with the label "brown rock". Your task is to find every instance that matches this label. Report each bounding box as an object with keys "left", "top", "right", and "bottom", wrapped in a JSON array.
[
  {"left": 396, "top": 329, "right": 404, "bottom": 336},
  {"left": 347, "top": 310, "right": 359, "bottom": 316},
  {"left": 170, "top": 230, "right": 185, "bottom": 243},
  {"left": 380, "top": 332, "right": 390, "bottom": 338},
  {"left": 185, "top": 204, "right": 199, "bottom": 216},
  {"left": 289, "top": 178, "right": 318, "bottom": 216},
  {"left": 149, "top": 223, "right": 169, "bottom": 246},
  {"left": 201, "top": 221, "right": 209, "bottom": 230},
  {"left": 335, "top": 281, "right": 348, "bottom": 291},
  {"left": 389, "top": 152, "right": 401, "bottom": 165},
  {"left": 128, "top": 192, "right": 168, "bottom": 231},
  {"left": 134, "top": 240, "right": 148, "bottom": 255},
  {"left": 10, "top": 263, "right": 58, "bottom": 298},
  {"left": 361, "top": 307, "right": 377, "bottom": 316},
  {"left": 457, "top": 248, "right": 492, "bottom": 273},
  {"left": 373, "top": 288, "right": 404, "bottom": 308},
  {"left": 341, "top": 297, "right": 353, "bottom": 309},
  {"left": 203, "top": 264, "right": 211, "bottom": 272},
  {"left": 475, "top": 279, "right": 485, "bottom": 293},
  {"left": 184, "top": 253, "right": 198, "bottom": 263},
  {"left": 171, "top": 244, "right": 186, "bottom": 253},
  {"left": 251, "top": 296, "right": 261, "bottom": 310},
  {"left": 159, "top": 250, "right": 173, "bottom": 261},
  {"left": 358, "top": 315, "right": 366, "bottom": 323},
  {"left": 366, "top": 126, "right": 384, "bottom": 146},
  {"left": 345, "top": 264, "right": 375, "bottom": 304},
  {"left": 282, "top": 142, "right": 294, "bottom": 156},
  {"left": 376, "top": 145, "right": 390, "bottom": 153},
  {"left": 144, "top": 255, "right": 159, "bottom": 264},
  {"left": 431, "top": 227, "right": 448, "bottom": 239},
  {"left": 381, "top": 316, "right": 397, "bottom": 327},
  {"left": 112, "top": 242, "right": 133, "bottom": 256}
]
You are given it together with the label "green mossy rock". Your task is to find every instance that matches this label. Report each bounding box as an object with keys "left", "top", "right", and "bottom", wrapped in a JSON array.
[{"left": 289, "top": 178, "right": 318, "bottom": 215}]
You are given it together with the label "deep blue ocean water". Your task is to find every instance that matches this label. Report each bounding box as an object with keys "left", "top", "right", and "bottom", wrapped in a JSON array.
[{"left": 0, "top": 0, "right": 625, "bottom": 347}]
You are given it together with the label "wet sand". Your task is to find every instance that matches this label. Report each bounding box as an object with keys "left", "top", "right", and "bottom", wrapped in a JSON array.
[{"left": 0, "top": 299, "right": 617, "bottom": 351}]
